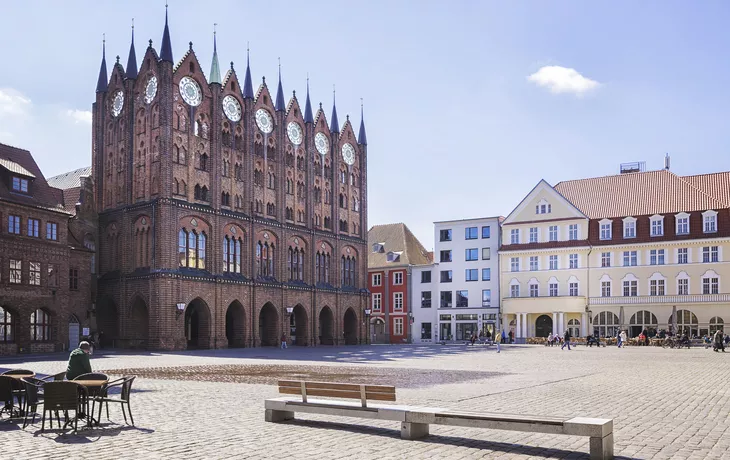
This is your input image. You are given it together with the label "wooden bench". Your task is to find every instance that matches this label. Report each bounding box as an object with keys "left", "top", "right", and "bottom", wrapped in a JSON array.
[{"left": 265, "top": 380, "right": 614, "bottom": 460}]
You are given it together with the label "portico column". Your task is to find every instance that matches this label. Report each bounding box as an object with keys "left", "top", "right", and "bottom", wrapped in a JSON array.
[
  {"left": 581, "top": 312, "right": 588, "bottom": 337},
  {"left": 558, "top": 312, "right": 565, "bottom": 335},
  {"left": 552, "top": 312, "right": 558, "bottom": 335},
  {"left": 523, "top": 313, "right": 529, "bottom": 338},
  {"left": 516, "top": 313, "right": 522, "bottom": 339}
]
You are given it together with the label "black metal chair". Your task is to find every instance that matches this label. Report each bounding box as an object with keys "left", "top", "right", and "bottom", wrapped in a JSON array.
[
  {"left": 40, "top": 372, "right": 66, "bottom": 382},
  {"left": 73, "top": 373, "right": 109, "bottom": 422},
  {"left": 20, "top": 377, "right": 45, "bottom": 428},
  {"left": 96, "top": 376, "right": 136, "bottom": 426},
  {"left": 41, "top": 382, "right": 86, "bottom": 432},
  {"left": 0, "top": 375, "right": 17, "bottom": 419}
]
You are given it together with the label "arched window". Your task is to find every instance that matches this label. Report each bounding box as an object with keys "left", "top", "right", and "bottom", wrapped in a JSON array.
[
  {"left": 194, "top": 120, "right": 201, "bottom": 137},
  {"left": 223, "top": 236, "right": 242, "bottom": 274},
  {"left": 675, "top": 309, "right": 698, "bottom": 337},
  {"left": 197, "top": 232, "right": 206, "bottom": 269},
  {"left": 200, "top": 153, "right": 208, "bottom": 171},
  {"left": 593, "top": 311, "right": 619, "bottom": 338},
  {"left": 200, "top": 186, "right": 208, "bottom": 201},
  {"left": 268, "top": 173, "right": 276, "bottom": 189},
  {"left": 710, "top": 317, "right": 724, "bottom": 334},
  {"left": 30, "top": 309, "right": 51, "bottom": 342},
  {"left": 629, "top": 310, "right": 658, "bottom": 338},
  {"left": 255, "top": 242, "right": 262, "bottom": 276},
  {"left": 0, "top": 307, "right": 13, "bottom": 343},
  {"left": 297, "top": 249, "right": 304, "bottom": 281},
  {"left": 179, "top": 228, "right": 206, "bottom": 269},
  {"left": 567, "top": 319, "right": 580, "bottom": 338}
]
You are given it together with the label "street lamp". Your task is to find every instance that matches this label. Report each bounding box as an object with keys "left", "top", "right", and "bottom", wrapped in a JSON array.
[
  {"left": 364, "top": 309, "right": 371, "bottom": 345},
  {"left": 176, "top": 302, "right": 186, "bottom": 317},
  {"left": 408, "top": 311, "right": 414, "bottom": 344}
]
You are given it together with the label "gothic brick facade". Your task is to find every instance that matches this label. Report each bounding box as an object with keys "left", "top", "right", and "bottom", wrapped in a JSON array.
[{"left": 92, "top": 14, "right": 369, "bottom": 350}]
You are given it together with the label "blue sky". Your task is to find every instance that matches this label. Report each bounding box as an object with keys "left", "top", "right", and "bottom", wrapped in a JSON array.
[{"left": 1, "top": 1, "right": 730, "bottom": 247}]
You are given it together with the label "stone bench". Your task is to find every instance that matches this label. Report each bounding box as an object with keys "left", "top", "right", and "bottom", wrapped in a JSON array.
[{"left": 265, "top": 380, "right": 614, "bottom": 460}]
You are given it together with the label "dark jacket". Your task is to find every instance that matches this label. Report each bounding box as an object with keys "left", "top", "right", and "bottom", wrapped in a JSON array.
[
  {"left": 66, "top": 348, "right": 92, "bottom": 380},
  {"left": 564, "top": 330, "right": 571, "bottom": 341}
]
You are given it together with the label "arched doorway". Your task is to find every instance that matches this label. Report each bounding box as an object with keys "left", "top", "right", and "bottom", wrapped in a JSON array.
[
  {"left": 343, "top": 308, "right": 358, "bottom": 345},
  {"left": 185, "top": 298, "right": 211, "bottom": 349},
  {"left": 129, "top": 297, "right": 149, "bottom": 349},
  {"left": 290, "top": 304, "right": 308, "bottom": 346},
  {"left": 226, "top": 301, "right": 245, "bottom": 348},
  {"left": 535, "top": 315, "right": 553, "bottom": 337},
  {"left": 68, "top": 315, "right": 80, "bottom": 350},
  {"left": 258, "top": 302, "right": 279, "bottom": 346},
  {"left": 96, "top": 296, "right": 119, "bottom": 349},
  {"left": 319, "top": 306, "right": 334, "bottom": 345},
  {"left": 629, "top": 310, "right": 657, "bottom": 338},
  {"left": 371, "top": 317, "right": 386, "bottom": 344}
]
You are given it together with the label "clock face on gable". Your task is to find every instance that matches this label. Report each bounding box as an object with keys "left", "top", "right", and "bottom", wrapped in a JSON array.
[
  {"left": 342, "top": 143, "right": 356, "bottom": 166},
  {"left": 315, "top": 132, "right": 329, "bottom": 155},
  {"left": 287, "top": 122, "right": 303, "bottom": 145},
  {"left": 144, "top": 76, "right": 158, "bottom": 104},
  {"left": 111, "top": 90, "right": 124, "bottom": 117},
  {"left": 222, "top": 95, "right": 242, "bottom": 122},
  {"left": 179, "top": 76, "right": 202, "bottom": 106},
  {"left": 255, "top": 109, "right": 273, "bottom": 134}
]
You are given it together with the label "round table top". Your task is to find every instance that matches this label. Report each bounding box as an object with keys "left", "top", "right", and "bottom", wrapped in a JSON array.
[
  {"left": 72, "top": 379, "right": 108, "bottom": 387},
  {"left": 4, "top": 373, "right": 35, "bottom": 379}
]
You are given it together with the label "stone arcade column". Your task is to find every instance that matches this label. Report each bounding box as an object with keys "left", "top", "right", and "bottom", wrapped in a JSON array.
[
  {"left": 516, "top": 313, "right": 522, "bottom": 339},
  {"left": 552, "top": 312, "right": 558, "bottom": 336},
  {"left": 558, "top": 312, "right": 565, "bottom": 336}
]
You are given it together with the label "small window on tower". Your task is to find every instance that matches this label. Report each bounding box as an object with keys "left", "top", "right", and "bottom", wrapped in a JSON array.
[
  {"left": 231, "top": 81, "right": 236, "bottom": 91},
  {"left": 190, "top": 62, "right": 195, "bottom": 73}
]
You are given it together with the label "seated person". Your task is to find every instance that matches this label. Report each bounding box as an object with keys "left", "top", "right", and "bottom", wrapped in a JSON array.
[{"left": 66, "top": 341, "right": 93, "bottom": 380}]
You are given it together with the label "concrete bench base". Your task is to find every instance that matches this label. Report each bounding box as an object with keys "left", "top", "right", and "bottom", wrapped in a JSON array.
[{"left": 264, "top": 397, "right": 613, "bottom": 460}]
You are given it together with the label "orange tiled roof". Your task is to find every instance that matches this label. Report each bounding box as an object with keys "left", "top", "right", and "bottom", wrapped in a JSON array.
[{"left": 553, "top": 169, "right": 727, "bottom": 219}]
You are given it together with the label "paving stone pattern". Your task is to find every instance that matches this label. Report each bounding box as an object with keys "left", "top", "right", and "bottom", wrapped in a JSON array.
[{"left": 2, "top": 344, "right": 730, "bottom": 459}]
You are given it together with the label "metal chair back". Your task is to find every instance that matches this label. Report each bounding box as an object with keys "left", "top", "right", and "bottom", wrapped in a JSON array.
[
  {"left": 0, "top": 375, "right": 15, "bottom": 404},
  {"left": 120, "top": 376, "right": 136, "bottom": 401},
  {"left": 20, "top": 377, "right": 44, "bottom": 406},
  {"left": 43, "top": 382, "right": 82, "bottom": 412},
  {"left": 74, "top": 373, "right": 109, "bottom": 381}
]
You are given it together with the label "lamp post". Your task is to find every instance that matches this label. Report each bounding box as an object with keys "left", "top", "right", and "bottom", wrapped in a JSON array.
[
  {"left": 176, "top": 302, "right": 186, "bottom": 317},
  {"left": 364, "top": 309, "right": 371, "bottom": 345},
  {"left": 285, "top": 307, "right": 294, "bottom": 345},
  {"left": 408, "top": 311, "right": 414, "bottom": 344}
]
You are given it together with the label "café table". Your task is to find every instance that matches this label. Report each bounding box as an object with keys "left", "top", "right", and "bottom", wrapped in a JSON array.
[
  {"left": 69, "top": 380, "right": 108, "bottom": 428},
  {"left": 4, "top": 373, "right": 35, "bottom": 417}
]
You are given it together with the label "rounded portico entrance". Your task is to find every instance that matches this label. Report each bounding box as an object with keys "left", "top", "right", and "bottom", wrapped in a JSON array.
[
  {"left": 343, "top": 308, "right": 358, "bottom": 345},
  {"left": 319, "top": 306, "right": 334, "bottom": 345},
  {"left": 535, "top": 315, "right": 553, "bottom": 337},
  {"left": 185, "top": 298, "right": 211, "bottom": 349},
  {"left": 258, "top": 302, "right": 279, "bottom": 346}
]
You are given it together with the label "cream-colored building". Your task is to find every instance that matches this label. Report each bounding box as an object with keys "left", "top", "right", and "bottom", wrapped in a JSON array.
[{"left": 500, "top": 167, "right": 730, "bottom": 341}]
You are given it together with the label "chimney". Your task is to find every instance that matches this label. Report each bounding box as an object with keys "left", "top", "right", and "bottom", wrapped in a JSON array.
[{"left": 664, "top": 153, "right": 670, "bottom": 171}]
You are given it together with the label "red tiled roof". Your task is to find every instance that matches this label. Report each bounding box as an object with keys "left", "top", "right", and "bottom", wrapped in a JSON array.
[
  {"left": 0, "top": 142, "right": 65, "bottom": 211},
  {"left": 554, "top": 169, "right": 727, "bottom": 219},
  {"left": 682, "top": 172, "right": 730, "bottom": 208},
  {"left": 368, "top": 223, "right": 432, "bottom": 269}
]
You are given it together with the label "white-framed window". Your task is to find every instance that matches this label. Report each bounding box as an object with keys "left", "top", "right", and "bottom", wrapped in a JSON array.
[
  {"left": 482, "top": 289, "right": 491, "bottom": 306},
  {"left": 529, "top": 227, "right": 538, "bottom": 243},
  {"left": 510, "top": 229, "right": 519, "bottom": 244},
  {"left": 510, "top": 257, "right": 520, "bottom": 272},
  {"left": 703, "top": 210, "right": 718, "bottom": 233},
  {"left": 703, "top": 277, "right": 719, "bottom": 295},
  {"left": 372, "top": 293, "right": 382, "bottom": 311},
  {"left": 650, "top": 249, "right": 665, "bottom": 265},
  {"left": 702, "top": 246, "right": 719, "bottom": 263},
  {"left": 677, "top": 248, "right": 688, "bottom": 264},
  {"left": 529, "top": 256, "right": 538, "bottom": 271},
  {"left": 675, "top": 213, "right": 689, "bottom": 235},
  {"left": 548, "top": 225, "right": 558, "bottom": 242},
  {"left": 482, "top": 248, "right": 491, "bottom": 260},
  {"left": 372, "top": 273, "right": 382, "bottom": 287},
  {"left": 623, "top": 280, "right": 638, "bottom": 297},
  {"left": 29, "top": 261, "right": 41, "bottom": 286},
  {"left": 394, "top": 317, "right": 404, "bottom": 335},
  {"left": 650, "top": 215, "right": 664, "bottom": 236},
  {"left": 601, "top": 252, "right": 611, "bottom": 267},
  {"left": 677, "top": 278, "right": 689, "bottom": 295},
  {"left": 9, "top": 259, "right": 21, "bottom": 284},
  {"left": 599, "top": 220, "right": 612, "bottom": 240},
  {"left": 549, "top": 255, "right": 558, "bottom": 270},
  {"left": 569, "top": 254, "right": 579, "bottom": 269},
  {"left": 568, "top": 224, "right": 578, "bottom": 240},
  {"left": 623, "top": 251, "right": 638, "bottom": 266},
  {"left": 569, "top": 282, "right": 579, "bottom": 296},
  {"left": 649, "top": 279, "right": 665, "bottom": 296},
  {"left": 549, "top": 283, "right": 558, "bottom": 297},
  {"left": 623, "top": 217, "right": 637, "bottom": 238},
  {"left": 393, "top": 292, "right": 403, "bottom": 310},
  {"left": 529, "top": 283, "right": 539, "bottom": 297},
  {"left": 393, "top": 272, "right": 403, "bottom": 285},
  {"left": 510, "top": 284, "right": 520, "bottom": 297},
  {"left": 601, "top": 281, "right": 611, "bottom": 297},
  {"left": 536, "top": 200, "right": 551, "bottom": 214}
]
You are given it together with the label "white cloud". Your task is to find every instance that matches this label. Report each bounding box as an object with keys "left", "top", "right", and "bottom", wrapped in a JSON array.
[
  {"left": 65, "top": 109, "right": 92, "bottom": 125},
  {"left": 0, "top": 88, "right": 32, "bottom": 117},
  {"left": 527, "top": 66, "right": 600, "bottom": 95}
]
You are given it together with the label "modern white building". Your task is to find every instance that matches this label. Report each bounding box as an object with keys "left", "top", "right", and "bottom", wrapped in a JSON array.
[{"left": 410, "top": 217, "right": 502, "bottom": 343}]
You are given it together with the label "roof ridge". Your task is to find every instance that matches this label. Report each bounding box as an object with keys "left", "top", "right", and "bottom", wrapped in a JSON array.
[{"left": 554, "top": 168, "right": 668, "bottom": 188}]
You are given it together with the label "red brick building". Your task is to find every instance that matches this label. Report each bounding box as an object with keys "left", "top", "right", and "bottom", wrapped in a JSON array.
[
  {"left": 90, "top": 11, "right": 369, "bottom": 349},
  {"left": 367, "top": 224, "right": 431, "bottom": 343},
  {"left": 0, "top": 144, "right": 96, "bottom": 355}
]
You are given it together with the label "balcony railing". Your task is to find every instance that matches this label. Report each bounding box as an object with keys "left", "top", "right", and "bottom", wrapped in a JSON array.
[{"left": 589, "top": 294, "right": 730, "bottom": 305}]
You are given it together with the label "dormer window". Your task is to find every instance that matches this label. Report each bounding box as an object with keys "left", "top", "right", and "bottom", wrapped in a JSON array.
[
  {"left": 675, "top": 212, "right": 690, "bottom": 235},
  {"left": 599, "top": 219, "right": 612, "bottom": 240},
  {"left": 703, "top": 210, "right": 718, "bottom": 233},
  {"left": 623, "top": 217, "right": 637, "bottom": 239},
  {"left": 386, "top": 251, "right": 401, "bottom": 263},
  {"left": 12, "top": 177, "right": 29, "bottom": 193},
  {"left": 650, "top": 215, "right": 664, "bottom": 237},
  {"left": 372, "top": 243, "right": 384, "bottom": 253}
]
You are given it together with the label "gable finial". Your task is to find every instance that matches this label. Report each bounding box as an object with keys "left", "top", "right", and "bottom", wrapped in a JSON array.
[{"left": 96, "top": 34, "right": 108, "bottom": 93}]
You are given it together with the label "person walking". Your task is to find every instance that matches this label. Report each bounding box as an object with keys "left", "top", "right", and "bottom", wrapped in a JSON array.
[
  {"left": 501, "top": 329, "right": 506, "bottom": 344},
  {"left": 561, "top": 329, "right": 572, "bottom": 350},
  {"left": 616, "top": 329, "right": 623, "bottom": 348},
  {"left": 280, "top": 333, "right": 288, "bottom": 349},
  {"left": 713, "top": 329, "right": 725, "bottom": 352},
  {"left": 620, "top": 330, "right": 627, "bottom": 347}
]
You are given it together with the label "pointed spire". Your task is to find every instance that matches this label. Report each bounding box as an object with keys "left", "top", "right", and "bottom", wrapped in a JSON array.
[
  {"left": 275, "top": 58, "right": 285, "bottom": 111},
  {"left": 303, "top": 75, "right": 313, "bottom": 123},
  {"left": 160, "top": 3, "right": 173, "bottom": 63},
  {"left": 330, "top": 85, "right": 340, "bottom": 133},
  {"left": 242, "top": 44, "right": 254, "bottom": 99},
  {"left": 209, "top": 24, "right": 221, "bottom": 85},
  {"left": 358, "top": 99, "right": 367, "bottom": 145},
  {"left": 125, "top": 20, "right": 138, "bottom": 79},
  {"left": 96, "top": 35, "right": 108, "bottom": 93}
]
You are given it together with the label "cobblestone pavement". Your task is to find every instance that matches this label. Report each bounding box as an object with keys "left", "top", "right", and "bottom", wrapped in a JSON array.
[{"left": 2, "top": 344, "right": 730, "bottom": 459}]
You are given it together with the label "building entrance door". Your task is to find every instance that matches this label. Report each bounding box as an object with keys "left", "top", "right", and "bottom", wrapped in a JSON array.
[
  {"left": 68, "top": 315, "right": 80, "bottom": 350},
  {"left": 440, "top": 323, "right": 452, "bottom": 341},
  {"left": 535, "top": 315, "right": 553, "bottom": 337}
]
